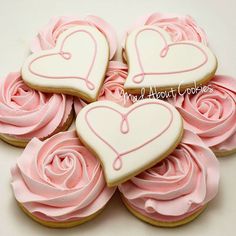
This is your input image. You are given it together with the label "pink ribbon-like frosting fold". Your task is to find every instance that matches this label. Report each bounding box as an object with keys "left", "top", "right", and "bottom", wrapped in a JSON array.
[
  {"left": 11, "top": 130, "right": 116, "bottom": 222},
  {"left": 30, "top": 15, "right": 117, "bottom": 60},
  {"left": 0, "top": 72, "right": 73, "bottom": 140},
  {"left": 74, "top": 60, "right": 133, "bottom": 114},
  {"left": 119, "top": 130, "right": 219, "bottom": 222},
  {"left": 169, "top": 75, "right": 236, "bottom": 153}
]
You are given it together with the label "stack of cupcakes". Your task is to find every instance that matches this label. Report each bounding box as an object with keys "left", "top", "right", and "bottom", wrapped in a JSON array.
[{"left": 1, "top": 12, "right": 235, "bottom": 228}]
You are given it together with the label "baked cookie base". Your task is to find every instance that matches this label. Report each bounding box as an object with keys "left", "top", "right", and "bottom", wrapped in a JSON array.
[
  {"left": 121, "top": 196, "right": 207, "bottom": 227},
  {"left": 18, "top": 202, "right": 104, "bottom": 228},
  {"left": 0, "top": 109, "right": 74, "bottom": 148},
  {"left": 213, "top": 147, "right": 236, "bottom": 157}
]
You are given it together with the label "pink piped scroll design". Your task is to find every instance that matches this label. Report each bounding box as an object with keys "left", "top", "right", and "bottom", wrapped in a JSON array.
[
  {"left": 132, "top": 28, "right": 209, "bottom": 84},
  {"left": 85, "top": 102, "right": 174, "bottom": 171},
  {"left": 28, "top": 29, "right": 98, "bottom": 90}
]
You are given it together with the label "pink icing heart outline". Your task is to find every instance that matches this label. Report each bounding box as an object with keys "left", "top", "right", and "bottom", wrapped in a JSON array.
[
  {"left": 132, "top": 28, "right": 208, "bottom": 84},
  {"left": 28, "top": 29, "right": 98, "bottom": 90},
  {"left": 85, "top": 101, "right": 174, "bottom": 171}
]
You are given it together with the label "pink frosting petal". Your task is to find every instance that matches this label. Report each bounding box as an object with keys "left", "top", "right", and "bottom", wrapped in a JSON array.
[{"left": 11, "top": 130, "right": 116, "bottom": 222}]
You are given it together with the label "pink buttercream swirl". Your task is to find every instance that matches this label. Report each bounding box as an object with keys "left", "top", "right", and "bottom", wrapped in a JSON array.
[
  {"left": 169, "top": 75, "right": 236, "bottom": 153},
  {"left": 11, "top": 130, "right": 116, "bottom": 222},
  {"left": 74, "top": 61, "right": 133, "bottom": 114},
  {"left": 124, "top": 12, "right": 207, "bottom": 45},
  {"left": 30, "top": 15, "right": 117, "bottom": 59},
  {"left": 0, "top": 72, "right": 73, "bottom": 140},
  {"left": 119, "top": 130, "right": 219, "bottom": 222}
]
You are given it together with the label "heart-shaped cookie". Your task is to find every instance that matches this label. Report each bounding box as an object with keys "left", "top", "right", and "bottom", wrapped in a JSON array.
[
  {"left": 124, "top": 26, "right": 217, "bottom": 94},
  {"left": 76, "top": 99, "right": 183, "bottom": 186},
  {"left": 21, "top": 25, "right": 109, "bottom": 102}
]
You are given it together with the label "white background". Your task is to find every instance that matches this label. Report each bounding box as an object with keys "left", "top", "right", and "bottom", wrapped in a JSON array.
[{"left": 0, "top": 0, "right": 236, "bottom": 235}]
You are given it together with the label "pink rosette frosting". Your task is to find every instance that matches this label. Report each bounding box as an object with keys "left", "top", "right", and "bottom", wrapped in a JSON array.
[
  {"left": 74, "top": 61, "right": 133, "bottom": 114},
  {"left": 119, "top": 130, "right": 219, "bottom": 222},
  {"left": 0, "top": 72, "right": 73, "bottom": 140},
  {"left": 11, "top": 130, "right": 116, "bottom": 222},
  {"left": 169, "top": 75, "right": 236, "bottom": 153},
  {"left": 73, "top": 97, "right": 88, "bottom": 116},
  {"left": 30, "top": 15, "right": 117, "bottom": 59},
  {"left": 124, "top": 12, "right": 207, "bottom": 45}
]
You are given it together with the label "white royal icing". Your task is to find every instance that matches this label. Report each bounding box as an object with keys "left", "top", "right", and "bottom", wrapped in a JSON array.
[
  {"left": 21, "top": 25, "right": 109, "bottom": 102},
  {"left": 124, "top": 26, "right": 217, "bottom": 92},
  {"left": 76, "top": 99, "right": 183, "bottom": 186}
]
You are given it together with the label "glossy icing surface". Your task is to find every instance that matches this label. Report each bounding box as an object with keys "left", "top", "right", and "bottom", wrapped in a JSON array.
[
  {"left": 76, "top": 99, "right": 183, "bottom": 186},
  {"left": 124, "top": 26, "right": 217, "bottom": 92}
]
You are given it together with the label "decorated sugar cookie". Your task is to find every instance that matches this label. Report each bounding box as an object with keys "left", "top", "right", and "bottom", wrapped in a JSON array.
[
  {"left": 119, "top": 130, "right": 220, "bottom": 227},
  {"left": 22, "top": 25, "right": 110, "bottom": 102},
  {"left": 11, "top": 130, "right": 116, "bottom": 228},
  {"left": 0, "top": 72, "right": 73, "bottom": 147},
  {"left": 76, "top": 99, "right": 183, "bottom": 186},
  {"left": 124, "top": 26, "right": 217, "bottom": 94}
]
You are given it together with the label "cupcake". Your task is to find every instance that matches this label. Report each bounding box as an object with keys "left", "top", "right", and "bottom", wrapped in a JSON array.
[
  {"left": 0, "top": 72, "right": 73, "bottom": 147},
  {"left": 169, "top": 75, "right": 236, "bottom": 156},
  {"left": 11, "top": 130, "right": 116, "bottom": 228},
  {"left": 74, "top": 61, "right": 133, "bottom": 114},
  {"left": 119, "top": 130, "right": 219, "bottom": 227}
]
